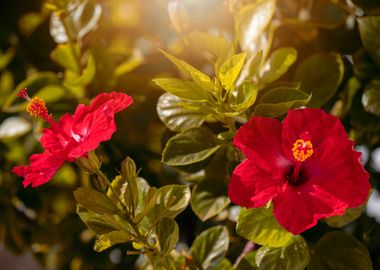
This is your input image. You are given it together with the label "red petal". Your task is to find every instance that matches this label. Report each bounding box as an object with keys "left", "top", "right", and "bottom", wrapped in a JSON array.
[
  {"left": 68, "top": 92, "right": 133, "bottom": 159},
  {"left": 282, "top": 108, "right": 347, "bottom": 160},
  {"left": 12, "top": 151, "right": 65, "bottom": 188},
  {"left": 304, "top": 137, "right": 370, "bottom": 208},
  {"left": 273, "top": 183, "right": 348, "bottom": 234},
  {"left": 228, "top": 160, "right": 287, "bottom": 208},
  {"left": 73, "top": 92, "right": 133, "bottom": 118},
  {"left": 234, "top": 116, "right": 288, "bottom": 166},
  {"left": 40, "top": 114, "right": 74, "bottom": 152}
]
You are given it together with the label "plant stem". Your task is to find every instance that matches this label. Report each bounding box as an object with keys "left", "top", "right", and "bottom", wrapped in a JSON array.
[
  {"left": 94, "top": 169, "right": 157, "bottom": 253},
  {"left": 233, "top": 241, "right": 256, "bottom": 268},
  {"left": 58, "top": 12, "right": 82, "bottom": 72}
]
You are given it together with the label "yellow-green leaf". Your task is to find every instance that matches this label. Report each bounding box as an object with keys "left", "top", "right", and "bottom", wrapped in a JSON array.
[
  {"left": 217, "top": 51, "right": 247, "bottom": 91},
  {"left": 236, "top": 207, "right": 294, "bottom": 248},
  {"left": 153, "top": 77, "right": 209, "bottom": 101}
]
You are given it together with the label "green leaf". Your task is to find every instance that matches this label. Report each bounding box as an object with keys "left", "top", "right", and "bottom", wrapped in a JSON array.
[
  {"left": 254, "top": 236, "right": 309, "bottom": 270},
  {"left": 94, "top": 230, "right": 132, "bottom": 252},
  {"left": 217, "top": 51, "right": 247, "bottom": 91},
  {"left": 148, "top": 184, "right": 190, "bottom": 221},
  {"left": 64, "top": 52, "right": 96, "bottom": 87},
  {"left": 186, "top": 31, "right": 230, "bottom": 57},
  {"left": 34, "top": 85, "right": 66, "bottom": 103},
  {"left": 260, "top": 47, "right": 297, "bottom": 84},
  {"left": 153, "top": 78, "right": 209, "bottom": 101},
  {"left": 107, "top": 176, "right": 127, "bottom": 209},
  {"left": 162, "top": 127, "right": 220, "bottom": 166},
  {"left": 121, "top": 157, "right": 140, "bottom": 215},
  {"left": 325, "top": 204, "right": 365, "bottom": 228},
  {"left": 51, "top": 43, "right": 81, "bottom": 72},
  {"left": 49, "top": 0, "right": 102, "bottom": 43},
  {"left": 235, "top": 0, "right": 275, "bottom": 52},
  {"left": 74, "top": 187, "right": 119, "bottom": 215},
  {"left": 236, "top": 207, "right": 293, "bottom": 248},
  {"left": 3, "top": 72, "right": 59, "bottom": 111},
  {"left": 157, "top": 218, "right": 179, "bottom": 256},
  {"left": 114, "top": 53, "right": 142, "bottom": 77},
  {"left": 76, "top": 206, "right": 121, "bottom": 235},
  {"left": 294, "top": 52, "right": 344, "bottom": 107},
  {"left": 0, "top": 47, "right": 15, "bottom": 71},
  {"left": 191, "top": 226, "right": 229, "bottom": 270},
  {"left": 236, "top": 251, "right": 257, "bottom": 270},
  {"left": 216, "top": 259, "right": 234, "bottom": 270},
  {"left": 362, "top": 77, "right": 380, "bottom": 116},
  {"left": 230, "top": 82, "right": 258, "bottom": 113},
  {"left": 18, "top": 12, "right": 45, "bottom": 37},
  {"left": 358, "top": 16, "right": 380, "bottom": 67},
  {"left": 309, "top": 231, "right": 372, "bottom": 270},
  {"left": 254, "top": 86, "right": 311, "bottom": 117},
  {"left": 237, "top": 51, "right": 263, "bottom": 83},
  {"left": 0, "top": 71, "right": 14, "bottom": 98},
  {"left": 157, "top": 93, "right": 211, "bottom": 132},
  {"left": 133, "top": 186, "right": 158, "bottom": 224},
  {"left": 190, "top": 179, "right": 230, "bottom": 221},
  {"left": 160, "top": 50, "right": 216, "bottom": 95},
  {"left": 186, "top": 31, "right": 230, "bottom": 58}
]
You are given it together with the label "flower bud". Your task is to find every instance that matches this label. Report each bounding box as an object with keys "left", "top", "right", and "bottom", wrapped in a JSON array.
[{"left": 76, "top": 151, "right": 101, "bottom": 174}]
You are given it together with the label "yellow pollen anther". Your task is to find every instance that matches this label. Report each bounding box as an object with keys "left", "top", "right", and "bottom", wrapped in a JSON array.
[
  {"left": 26, "top": 97, "right": 49, "bottom": 118},
  {"left": 292, "top": 139, "right": 313, "bottom": 162}
]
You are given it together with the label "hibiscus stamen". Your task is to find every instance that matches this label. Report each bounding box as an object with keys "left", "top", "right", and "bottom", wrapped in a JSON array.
[
  {"left": 18, "top": 88, "right": 55, "bottom": 126},
  {"left": 290, "top": 134, "right": 314, "bottom": 182},
  {"left": 292, "top": 139, "right": 313, "bottom": 162}
]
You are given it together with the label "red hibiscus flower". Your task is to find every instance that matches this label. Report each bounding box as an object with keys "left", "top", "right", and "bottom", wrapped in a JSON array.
[
  {"left": 13, "top": 90, "right": 133, "bottom": 188},
  {"left": 228, "top": 108, "right": 371, "bottom": 234}
]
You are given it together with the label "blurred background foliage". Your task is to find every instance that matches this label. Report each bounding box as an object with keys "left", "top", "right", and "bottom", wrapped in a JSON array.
[{"left": 1, "top": 0, "right": 380, "bottom": 269}]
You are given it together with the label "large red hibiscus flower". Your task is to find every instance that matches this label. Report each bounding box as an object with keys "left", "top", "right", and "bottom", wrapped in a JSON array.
[
  {"left": 13, "top": 90, "right": 133, "bottom": 188},
  {"left": 228, "top": 108, "right": 370, "bottom": 234}
]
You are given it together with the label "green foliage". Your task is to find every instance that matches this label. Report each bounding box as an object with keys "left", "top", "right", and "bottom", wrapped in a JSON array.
[
  {"left": 260, "top": 47, "right": 297, "bottom": 84},
  {"left": 234, "top": 0, "right": 275, "bottom": 53},
  {"left": 3, "top": 72, "right": 60, "bottom": 111},
  {"left": 237, "top": 236, "right": 310, "bottom": 270},
  {"left": 362, "top": 77, "right": 380, "bottom": 116},
  {"left": 254, "top": 84, "right": 311, "bottom": 117},
  {"left": 190, "top": 178, "right": 230, "bottom": 221},
  {"left": 0, "top": 48, "right": 15, "bottom": 71},
  {"left": 325, "top": 204, "right": 365, "bottom": 228},
  {"left": 236, "top": 207, "right": 294, "bottom": 248},
  {"left": 75, "top": 156, "right": 189, "bottom": 260},
  {"left": 157, "top": 93, "right": 212, "bottom": 132},
  {"left": 153, "top": 78, "right": 209, "bottom": 102},
  {"left": 94, "top": 231, "right": 132, "bottom": 252},
  {"left": 186, "top": 31, "right": 230, "bottom": 59},
  {"left": 358, "top": 16, "right": 380, "bottom": 67},
  {"left": 190, "top": 226, "right": 229, "bottom": 269},
  {"left": 217, "top": 51, "right": 246, "bottom": 92},
  {"left": 74, "top": 187, "right": 120, "bottom": 215},
  {"left": 2, "top": 0, "right": 380, "bottom": 269},
  {"left": 159, "top": 50, "right": 216, "bottom": 95},
  {"left": 162, "top": 127, "right": 220, "bottom": 166},
  {"left": 51, "top": 43, "right": 81, "bottom": 72},
  {"left": 309, "top": 231, "right": 372, "bottom": 270},
  {"left": 294, "top": 52, "right": 344, "bottom": 107}
]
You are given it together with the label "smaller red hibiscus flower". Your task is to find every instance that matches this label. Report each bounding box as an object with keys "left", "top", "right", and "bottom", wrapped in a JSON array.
[
  {"left": 228, "top": 108, "right": 371, "bottom": 234},
  {"left": 13, "top": 89, "right": 133, "bottom": 187}
]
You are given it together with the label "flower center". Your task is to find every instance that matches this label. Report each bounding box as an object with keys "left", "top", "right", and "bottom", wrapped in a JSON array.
[
  {"left": 18, "top": 88, "right": 55, "bottom": 125},
  {"left": 292, "top": 139, "right": 313, "bottom": 162},
  {"left": 288, "top": 133, "right": 313, "bottom": 185}
]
